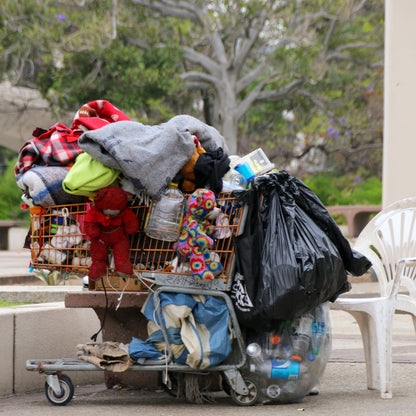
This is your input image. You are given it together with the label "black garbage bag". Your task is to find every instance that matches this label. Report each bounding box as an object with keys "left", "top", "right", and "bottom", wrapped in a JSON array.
[
  {"left": 231, "top": 171, "right": 371, "bottom": 330},
  {"left": 283, "top": 172, "right": 371, "bottom": 276},
  {"left": 232, "top": 188, "right": 264, "bottom": 305}
]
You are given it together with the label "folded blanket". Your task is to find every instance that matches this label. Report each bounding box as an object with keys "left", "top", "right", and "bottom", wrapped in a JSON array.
[
  {"left": 16, "top": 166, "right": 85, "bottom": 206},
  {"left": 79, "top": 120, "right": 196, "bottom": 198}
]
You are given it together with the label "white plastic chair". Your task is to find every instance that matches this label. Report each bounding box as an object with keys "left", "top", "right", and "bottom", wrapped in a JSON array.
[{"left": 331, "top": 197, "right": 416, "bottom": 399}]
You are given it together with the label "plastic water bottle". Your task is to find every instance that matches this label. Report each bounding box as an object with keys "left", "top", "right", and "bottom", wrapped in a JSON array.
[
  {"left": 291, "top": 313, "right": 313, "bottom": 360},
  {"left": 246, "top": 342, "right": 262, "bottom": 362},
  {"left": 144, "top": 182, "right": 185, "bottom": 242},
  {"left": 311, "top": 305, "right": 326, "bottom": 355},
  {"left": 222, "top": 168, "right": 248, "bottom": 191},
  {"left": 251, "top": 359, "right": 300, "bottom": 380}
]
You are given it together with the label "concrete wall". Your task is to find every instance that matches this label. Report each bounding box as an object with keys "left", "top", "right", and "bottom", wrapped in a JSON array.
[
  {"left": 383, "top": 1, "right": 416, "bottom": 206},
  {"left": 8, "top": 228, "right": 29, "bottom": 251},
  {"left": 0, "top": 302, "right": 103, "bottom": 397}
]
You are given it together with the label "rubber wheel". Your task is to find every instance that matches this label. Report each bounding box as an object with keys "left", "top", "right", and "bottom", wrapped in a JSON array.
[
  {"left": 230, "top": 377, "right": 259, "bottom": 406},
  {"left": 44, "top": 374, "right": 74, "bottom": 406}
]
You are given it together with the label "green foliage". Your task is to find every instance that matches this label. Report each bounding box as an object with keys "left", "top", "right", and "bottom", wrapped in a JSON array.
[
  {"left": 302, "top": 171, "right": 382, "bottom": 206},
  {"left": 0, "top": 159, "right": 29, "bottom": 221},
  {"left": 1, "top": 0, "right": 385, "bottom": 179},
  {"left": 242, "top": 0, "right": 384, "bottom": 177},
  {"left": 40, "top": 40, "right": 184, "bottom": 118}
]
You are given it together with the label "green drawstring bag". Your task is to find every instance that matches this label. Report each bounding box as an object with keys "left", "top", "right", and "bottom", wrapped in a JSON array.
[{"left": 63, "top": 152, "right": 120, "bottom": 198}]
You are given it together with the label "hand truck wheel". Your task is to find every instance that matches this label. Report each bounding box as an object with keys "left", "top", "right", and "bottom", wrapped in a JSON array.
[
  {"left": 230, "top": 377, "right": 259, "bottom": 406},
  {"left": 45, "top": 374, "right": 74, "bottom": 406}
]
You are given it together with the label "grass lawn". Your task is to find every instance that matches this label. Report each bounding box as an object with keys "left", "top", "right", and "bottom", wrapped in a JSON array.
[{"left": 0, "top": 300, "right": 33, "bottom": 307}]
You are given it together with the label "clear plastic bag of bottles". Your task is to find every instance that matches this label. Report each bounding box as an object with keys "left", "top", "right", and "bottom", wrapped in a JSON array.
[{"left": 244, "top": 302, "right": 331, "bottom": 403}]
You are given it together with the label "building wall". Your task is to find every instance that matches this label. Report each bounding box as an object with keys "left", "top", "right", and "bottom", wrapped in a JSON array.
[{"left": 383, "top": 0, "right": 416, "bottom": 206}]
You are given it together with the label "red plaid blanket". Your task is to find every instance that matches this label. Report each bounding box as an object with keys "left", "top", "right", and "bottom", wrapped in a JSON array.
[
  {"left": 14, "top": 124, "right": 83, "bottom": 175},
  {"left": 15, "top": 100, "right": 130, "bottom": 176}
]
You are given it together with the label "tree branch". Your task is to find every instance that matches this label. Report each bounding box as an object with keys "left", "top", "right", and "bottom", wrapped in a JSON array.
[
  {"left": 131, "top": 0, "right": 228, "bottom": 65},
  {"left": 231, "top": 9, "right": 268, "bottom": 72},
  {"left": 296, "top": 88, "right": 334, "bottom": 117},
  {"left": 182, "top": 46, "right": 220, "bottom": 75},
  {"left": 326, "top": 43, "right": 379, "bottom": 62},
  {"left": 255, "top": 78, "right": 305, "bottom": 103},
  {"left": 130, "top": 0, "right": 198, "bottom": 22},
  {"left": 237, "top": 77, "right": 303, "bottom": 119},
  {"left": 353, "top": 0, "right": 368, "bottom": 14},
  {"left": 180, "top": 71, "right": 220, "bottom": 89},
  {"left": 236, "top": 61, "right": 269, "bottom": 94}
]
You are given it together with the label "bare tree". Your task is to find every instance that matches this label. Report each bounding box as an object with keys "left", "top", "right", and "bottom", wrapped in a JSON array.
[{"left": 130, "top": 0, "right": 380, "bottom": 154}]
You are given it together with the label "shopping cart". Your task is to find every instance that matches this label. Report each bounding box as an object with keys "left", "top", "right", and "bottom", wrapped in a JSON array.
[{"left": 25, "top": 191, "right": 261, "bottom": 406}]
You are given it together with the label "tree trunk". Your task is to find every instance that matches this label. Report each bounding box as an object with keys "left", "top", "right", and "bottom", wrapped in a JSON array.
[{"left": 220, "top": 115, "right": 238, "bottom": 155}]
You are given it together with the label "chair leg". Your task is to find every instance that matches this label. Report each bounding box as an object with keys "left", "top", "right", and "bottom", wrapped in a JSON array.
[
  {"left": 350, "top": 311, "right": 378, "bottom": 390},
  {"left": 375, "top": 306, "right": 394, "bottom": 399}
]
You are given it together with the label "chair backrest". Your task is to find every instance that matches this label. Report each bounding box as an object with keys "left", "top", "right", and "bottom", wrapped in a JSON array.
[{"left": 354, "top": 197, "right": 416, "bottom": 298}]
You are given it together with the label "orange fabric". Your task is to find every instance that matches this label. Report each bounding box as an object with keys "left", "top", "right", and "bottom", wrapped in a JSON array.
[{"left": 180, "top": 136, "right": 206, "bottom": 192}]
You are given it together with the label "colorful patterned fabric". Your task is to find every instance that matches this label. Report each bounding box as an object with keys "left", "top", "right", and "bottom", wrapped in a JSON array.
[{"left": 174, "top": 189, "right": 222, "bottom": 280}]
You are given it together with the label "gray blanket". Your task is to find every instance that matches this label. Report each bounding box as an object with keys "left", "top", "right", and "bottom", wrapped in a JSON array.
[
  {"left": 161, "top": 115, "right": 229, "bottom": 153},
  {"left": 78, "top": 116, "right": 228, "bottom": 198}
]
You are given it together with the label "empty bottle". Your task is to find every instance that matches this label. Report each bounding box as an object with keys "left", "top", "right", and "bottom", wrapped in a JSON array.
[
  {"left": 222, "top": 168, "right": 248, "bottom": 191},
  {"left": 251, "top": 359, "right": 300, "bottom": 380},
  {"left": 246, "top": 342, "right": 262, "bottom": 361},
  {"left": 311, "top": 305, "right": 326, "bottom": 355},
  {"left": 144, "top": 182, "right": 185, "bottom": 242},
  {"left": 291, "top": 313, "right": 313, "bottom": 360}
]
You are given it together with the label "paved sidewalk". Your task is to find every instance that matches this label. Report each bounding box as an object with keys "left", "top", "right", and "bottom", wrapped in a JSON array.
[
  {"left": 1, "top": 249, "right": 416, "bottom": 415},
  {"left": 0, "top": 334, "right": 416, "bottom": 416}
]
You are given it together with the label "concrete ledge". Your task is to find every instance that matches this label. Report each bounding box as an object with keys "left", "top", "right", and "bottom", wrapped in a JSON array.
[
  {"left": 0, "top": 223, "right": 26, "bottom": 250},
  {"left": 0, "top": 285, "right": 84, "bottom": 304},
  {"left": 0, "top": 311, "right": 13, "bottom": 396},
  {"left": 0, "top": 302, "right": 103, "bottom": 397},
  {"left": 7, "top": 227, "right": 29, "bottom": 251},
  {"left": 326, "top": 205, "right": 382, "bottom": 237}
]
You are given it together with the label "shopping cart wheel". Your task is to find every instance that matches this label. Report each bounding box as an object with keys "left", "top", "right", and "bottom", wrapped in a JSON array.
[
  {"left": 221, "top": 377, "right": 231, "bottom": 396},
  {"left": 230, "top": 377, "right": 259, "bottom": 406},
  {"left": 45, "top": 374, "right": 74, "bottom": 406}
]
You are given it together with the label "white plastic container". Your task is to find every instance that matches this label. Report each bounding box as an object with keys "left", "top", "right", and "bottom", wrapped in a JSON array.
[
  {"left": 144, "top": 182, "right": 185, "bottom": 242},
  {"left": 240, "top": 148, "right": 275, "bottom": 176}
]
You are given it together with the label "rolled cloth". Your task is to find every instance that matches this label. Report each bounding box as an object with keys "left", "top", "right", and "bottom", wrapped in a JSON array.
[{"left": 16, "top": 166, "right": 85, "bottom": 206}]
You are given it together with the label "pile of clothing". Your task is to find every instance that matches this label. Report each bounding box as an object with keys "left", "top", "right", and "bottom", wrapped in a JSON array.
[{"left": 15, "top": 99, "right": 231, "bottom": 206}]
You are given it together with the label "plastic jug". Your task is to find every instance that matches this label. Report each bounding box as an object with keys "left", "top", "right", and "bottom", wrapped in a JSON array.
[
  {"left": 144, "top": 182, "right": 185, "bottom": 242},
  {"left": 222, "top": 168, "right": 248, "bottom": 191}
]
